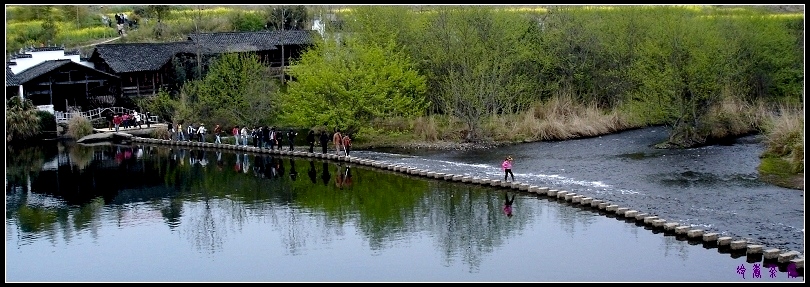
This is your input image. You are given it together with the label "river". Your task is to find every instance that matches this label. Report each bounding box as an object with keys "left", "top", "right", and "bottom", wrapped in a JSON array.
[
  {"left": 4, "top": 126, "right": 804, "bottom": 282},
  {"left": 356, "top": 126, "right": 804, "bottom": 253}
]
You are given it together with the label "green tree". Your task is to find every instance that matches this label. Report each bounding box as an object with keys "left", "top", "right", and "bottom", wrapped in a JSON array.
[
  {"left": 627, "top": 7, "right": 729, "bottom": 146},
  {"left": 59, "top": 5, "right": 91, "bottom": 29},
  {"left": 140, "top": 89, "right": 179, "bottom": 123},
  {"left": 264, "top": 5, "right": 309, "bottom": 31},
  {"left": 39, "top": 6, "right": 58, "bottom": 45},
  {"left": 280, "top": 35, "right": 428, "bottom": 134},
  {"left": 148, "top": 5, "right": 171, "bottom": 38},
  {"left": 178, "top": 53, "right": 279, "bottom": 128},
  {"left": 415, "top": 6, "right": 541, "bottom": 140},
  {"left": 230, "top": 11, "right": 266, "bottom": 32}
]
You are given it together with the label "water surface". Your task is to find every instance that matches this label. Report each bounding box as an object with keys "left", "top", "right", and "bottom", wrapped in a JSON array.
[{"left": 4, "top": 138, "right": 804, "bottom": 282}]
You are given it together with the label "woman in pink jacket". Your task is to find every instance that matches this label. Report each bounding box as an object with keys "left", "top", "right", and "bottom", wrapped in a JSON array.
[{"left": 502, "top": 156, "right": 515, "bottom": 182}]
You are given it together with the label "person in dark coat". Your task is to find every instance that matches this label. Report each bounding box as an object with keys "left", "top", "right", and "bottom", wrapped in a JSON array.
[
  {"left": 261, "top": 126, "right": 270, "bottom": 149},
  {"left": 306, "top": 130, "right": 316, "bottom": 153},
  {"left": 106, "top": 111, "right": 114, "bottom": 130},
  {"left": 319, "top": 131, "right": 330, "bottom": 154},
  {"left": 287, "top": 130, "right": 297, "bottom": 151}
]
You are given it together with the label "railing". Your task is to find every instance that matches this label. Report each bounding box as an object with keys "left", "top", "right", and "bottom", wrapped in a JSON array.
[
  {"left": 55, "top": 107, "right": 159, "bottom": 124},
  {"left": 121, "top": 84, "right": 170, "bottom": 97}
]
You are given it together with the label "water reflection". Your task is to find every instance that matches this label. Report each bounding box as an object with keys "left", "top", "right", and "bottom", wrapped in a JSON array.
[{"left": 5, "top": 141, "right": 803, "bottom": 282}]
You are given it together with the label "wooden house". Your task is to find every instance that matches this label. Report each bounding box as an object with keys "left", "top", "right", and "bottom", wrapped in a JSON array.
[
  {"left": 10, "top": 59, "right": 120, "bottom": 112},
  {"left": 88, "top": 30, "right": 315, "bottom": 98},
  {"left": 88, "top": 42, "right": 186, "bottom": 98}
]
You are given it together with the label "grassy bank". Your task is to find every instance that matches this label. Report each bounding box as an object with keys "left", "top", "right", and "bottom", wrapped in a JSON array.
[{"left": 757, "top": 103, "right": 804, "bottom": 190}]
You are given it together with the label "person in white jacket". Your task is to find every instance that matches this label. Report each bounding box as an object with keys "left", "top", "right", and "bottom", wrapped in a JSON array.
[
  {"left": 187, "top": 124, "right": 195, "bottom": 142},
  {"left": 133, "top": 112, "right": 142, "bottom": 129},
  {"left": 197, "top": 124, "right": 207, "bottom": 142},
  {"left": 240, "top": 126, "right": 249, "bottom": 146}
]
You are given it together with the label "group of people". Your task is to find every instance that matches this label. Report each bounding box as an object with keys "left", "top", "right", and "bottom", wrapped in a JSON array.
[
  {"left": 307, "top": 129, "right": 352, "bottom": 156},
  {"left": 108, "top": 111, "right": 149, "bottom": 132},
  {"left": 167, "top": 122, "right": 298, "bottom": 151},
  {"left": 165, "top": 122, "right": 352, "bottom": 156},
  {"left": 165, "top": 121, "right": 517, "bottom": 215},
  {"left": 114, "top": 13, "right": 128, "bottom": 36},
  {"left": 248, "top": 126, "right": 298, "bottom": 151},
  {"left": 165, "top": 122, "right": 206, "bottom": 142}
]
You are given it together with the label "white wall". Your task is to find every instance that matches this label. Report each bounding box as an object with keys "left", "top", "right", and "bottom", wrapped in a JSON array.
[
  {"left": 311, "top": 19, "right": 325, "bottom": 37},
  {"left": 10, "top": 48, "right": 95, "bottom": 112},
  {"left": 9, "top": 49, "right": 94, "bottom": 74}
]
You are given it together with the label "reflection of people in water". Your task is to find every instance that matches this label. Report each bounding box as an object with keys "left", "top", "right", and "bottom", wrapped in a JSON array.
[
  {"left": 198, "top": 150, "right": 208, "bottom": 166},
  {"left": 276, "top": 157, "right": 285, "bottom": 178},
  {"left": 216, "top": 151, "right": 224, "bottom": 170},
  {"left": 234, "top": 152, "right": 242, "bottom": 173},
  {"left": 242, "top": 154, "right": 250, "bottom": 174},
  {"left": 335, "top": 164, "right": 344, "bottom": 189},
  {"left": 308, "top": 161, "right": 317, "bottom": 184},
  {"left": 262, "top": 156, "right": 278, "bottom": 178},
  {"left": 178, "top": 149, "right": 186, "bottom": 166},
  {"left": 253, "top": 154, "right": 264, "bottom": 177},
  {"left": 504, "top": 193, "right": 516, "bottom": 218},
  {"left": 115, "top": 146, "right": 125, "bottom": 164},
  {"left": 342, "top": 165, "right": 353, "bottom": 188},
  {"left": 289, "top": 159, "right": 298, "bottom": 181},
  {"left": 321, "top": 162, "right": 331, "bottom": 186}
]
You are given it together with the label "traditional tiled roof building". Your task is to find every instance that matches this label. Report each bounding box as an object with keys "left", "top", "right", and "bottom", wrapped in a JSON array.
[
  {"left": 88, "top": 30, "right": 315, "bottom": 97},
  {"left": 5, "top": 30, "right": 315, "bottom": 112}
]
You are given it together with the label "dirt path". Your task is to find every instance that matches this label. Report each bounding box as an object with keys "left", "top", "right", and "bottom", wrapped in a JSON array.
[{"left": 76, "top": 36, "right": 121, "bottom": 49}]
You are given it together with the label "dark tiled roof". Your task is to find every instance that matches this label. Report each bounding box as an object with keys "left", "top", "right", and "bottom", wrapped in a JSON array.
[
  {"left": 181, "top": 40, "right": 276, "bottom": 55},
  {"left": 91, "top": 42, "right": 190, "bottom": 73},
  {"left": 13, "top": 59, "right": 72, "bottom": 84},
  {"left": 7, "top": 61, "right": 17, "bottom": 66},
  {"left": 187, "top": 31, "right": 280, "bottom": 52},
  {"left": 24, "top": 46, "right": 65, "bottom": 52},
  {"left": 272, "top": 30, "right": 316, "bottom": 46},
  {"left": 91, "top": 31, "right": 315, "bottom": 73},
  {"left": 13, "top": 59, "right": 119, "bottom": 85},
  {"left": 13, "top": 54, "right": 33, "bottom": 59},
  {"left": 187, "top": 30, "right": 315, "bottom": 49},
  {"left": 7, "top": 66, "right": 19, "bottom": 86},
  {"left": 64, "top": 50, "right": 81, "bottom": 56}
]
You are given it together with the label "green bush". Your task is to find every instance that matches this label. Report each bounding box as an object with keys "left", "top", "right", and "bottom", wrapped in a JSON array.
[
  {"left": 6, "top": 97, "right": 42, "bottom": 143},
  {"left": 151, "top": 127, "right": 170, "bottom": 140},
  {"left": 36, "top": 110, "right": 56, "bottom": 132},
  {"left": 67, "top": 114, "right": 94, "bottom": 139}
]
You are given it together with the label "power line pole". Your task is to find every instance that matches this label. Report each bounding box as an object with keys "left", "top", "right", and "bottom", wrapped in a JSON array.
[
  {"left": 280, "top": 7, "right": 286, "bottom": 85},
  {"left": 195, "top": 6, "right": 202, "bottom": 79}
]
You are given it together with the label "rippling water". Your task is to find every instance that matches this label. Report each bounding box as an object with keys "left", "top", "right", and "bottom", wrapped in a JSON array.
[
  {"left": 5, "top": 134, "right": 804, "bottom": 282},
  {"left": 357, "top": 126, "right": 805, "bottom": 253}
]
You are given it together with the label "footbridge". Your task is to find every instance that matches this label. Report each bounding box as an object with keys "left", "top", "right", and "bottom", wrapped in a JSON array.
[{"left": 55, "top": 107, "right": 159, "bottom": 124}]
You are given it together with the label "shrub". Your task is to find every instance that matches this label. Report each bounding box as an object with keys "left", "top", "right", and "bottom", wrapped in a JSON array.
[
  {"left": 6, "top": 97, "right": 41, "bottom": 143},
  {"left": 67, "top": 114, "right": 94, "bottom": 139},
  {"left": 151, "top": 127, "right": 170, "bottom": 140},
  {"left": 36, "top": 110, "right": 56, "bottom": 133}
]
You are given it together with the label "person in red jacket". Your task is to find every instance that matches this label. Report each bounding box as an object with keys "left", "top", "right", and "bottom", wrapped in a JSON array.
[
  {"left": 113, "top": 114, "right": 122, "bottom": 132},
  {"left": 232, "top": 126, "right": 240, "bottom": 145}
]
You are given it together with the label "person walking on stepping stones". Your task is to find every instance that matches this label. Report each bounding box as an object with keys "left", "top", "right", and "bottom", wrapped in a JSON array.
[{"left": 502, "top": 156, "right": 515, "bottom": 182}]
